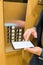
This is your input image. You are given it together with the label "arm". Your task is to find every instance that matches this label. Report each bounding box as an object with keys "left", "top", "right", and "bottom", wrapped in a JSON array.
[
  {"left": 36, "top": 10, "right": 43, "bottom": 58},
  {"left": 35, "top": 10, "right": 43, "bottom": 33},
  {"left": 12, "top": 20, "right": 25, "bottom": 28},
  {"left": 35, "top": 10, "right": 43, "bottom": 46},
  {"left": 7, "top": 20, "right": 25, "bottom": 28},
  {"left": 23, "top": 10, "right": 43, "bottom": 57}
]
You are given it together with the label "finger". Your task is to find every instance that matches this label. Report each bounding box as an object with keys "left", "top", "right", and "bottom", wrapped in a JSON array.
[
  {"left": 23, "top": 31, "right": 31, "bottom": 41},
  {"left": 32, "top": 31, "right": 37, "bottom": 38}
]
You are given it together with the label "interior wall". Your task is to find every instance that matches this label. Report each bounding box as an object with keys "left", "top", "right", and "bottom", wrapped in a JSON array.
[
  {"left": 6, "top": 50, "right": 22, "bottom": 65},
  {"left": 3, "top": 1, "right": 27, "bottom": 65},
  {"left": 25, "top": 0, "right": 43, "bottom": 29},
  {"left": 0, "top": 1, "right": 6, "bottom": 65},
  {"left": 4, "top": 2, "right": 27, "bottom": 22}
]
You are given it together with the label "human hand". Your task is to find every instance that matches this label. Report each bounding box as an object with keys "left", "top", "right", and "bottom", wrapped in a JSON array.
[
  {"left": 23, "top": 27, "right": 37, "bottom": 41},
  {"left": 24, "top": 47, "right": 42, "bottom": 56}
]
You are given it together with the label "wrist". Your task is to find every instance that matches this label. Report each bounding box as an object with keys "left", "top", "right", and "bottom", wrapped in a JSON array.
[{"left": 38, "top": 48, "right": 42, "bottom": 56}]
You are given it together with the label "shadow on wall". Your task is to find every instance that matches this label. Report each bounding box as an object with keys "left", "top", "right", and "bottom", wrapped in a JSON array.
[{"left": 3, "top": 0, "right": 28, "bottom": 3}]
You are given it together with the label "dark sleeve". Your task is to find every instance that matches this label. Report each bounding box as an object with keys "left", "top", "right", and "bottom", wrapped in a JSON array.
[
  {"left": 40, "top": 49, "right": 43, "bottom": 58},
  {"left": 35, "top": 10, "right": 43, "bottom": 47},
  {"left": 35, "top": 10, "right": 43, "bottom": 58},
  {"left": 35, "top": 10, "right": 43, "bottom": 30}
]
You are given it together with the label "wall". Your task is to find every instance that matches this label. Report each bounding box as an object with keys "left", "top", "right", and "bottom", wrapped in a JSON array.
[
  {"left": 6, "top": 50, "right": 22, "bottom": 65},
  {"left": 0, "top": 1, "right": 6, "bottom": 65},
  {"left": 4, "top": 2, "right": 27, "bottom": 22},
  {"left": 25, "top": 0, "right": 42, "bottom": 29},
  {"left": 3, "top": 1, "right": 27, "bottom": 65},
  {"left": 3, "top": 0, "right": 43, "bottom": 65}
]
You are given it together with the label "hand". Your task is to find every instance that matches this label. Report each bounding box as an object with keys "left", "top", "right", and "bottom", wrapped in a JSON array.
[
  {"left": 24, "top": 47, "right": 42, "bottom": 56},
  {"left": 23, "top": 27, "right": 37, "bottom": 41}
]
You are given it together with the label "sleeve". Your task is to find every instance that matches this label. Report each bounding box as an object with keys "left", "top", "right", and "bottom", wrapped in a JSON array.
[
  {"left": 35, "top": 10, "right": 43, "bottom": 58},
  {"left": 35, "top": 10, "right": 43, "bottom": 46},
  {"left": 40, "top": 49, "right": 43, "bottom": 58},
  {"left": 35, "top": 10, "right": 43, "bottom": 30}
]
